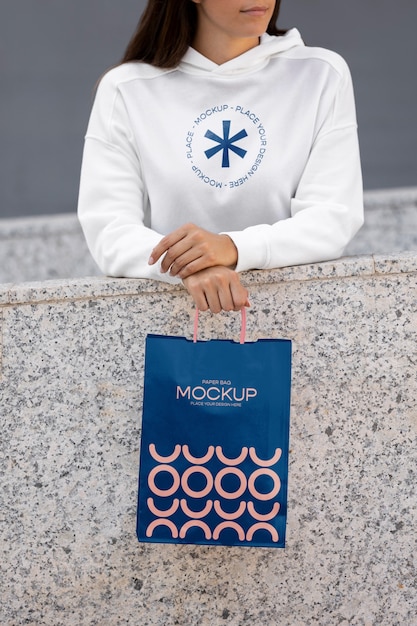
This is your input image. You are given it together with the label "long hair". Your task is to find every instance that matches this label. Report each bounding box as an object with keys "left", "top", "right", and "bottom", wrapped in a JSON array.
[{"left": 121, "top": 0, "right": 284, "bottom": 69}]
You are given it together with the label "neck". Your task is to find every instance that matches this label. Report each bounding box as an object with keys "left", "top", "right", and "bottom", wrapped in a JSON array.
[{"left": 192, "top": 34, "right": 260, "bottom": 65}]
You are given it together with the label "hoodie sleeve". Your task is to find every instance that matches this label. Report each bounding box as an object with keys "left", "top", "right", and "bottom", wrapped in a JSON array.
[
  {"left": 77, "top": 71, "right": 180, "bottom": 284},
  {"left": 224, "top": 58, "right": 364, "bottom": 272}
]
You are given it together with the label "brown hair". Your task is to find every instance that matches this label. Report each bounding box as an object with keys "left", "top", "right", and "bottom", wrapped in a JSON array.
[{"left": 121, "top": 0, "right": 285, "bottom": 69}]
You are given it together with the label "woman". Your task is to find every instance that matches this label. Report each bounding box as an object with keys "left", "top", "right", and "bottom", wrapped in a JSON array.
[{"left": 78, "top": 0, "right": 363, "bottom": 313}]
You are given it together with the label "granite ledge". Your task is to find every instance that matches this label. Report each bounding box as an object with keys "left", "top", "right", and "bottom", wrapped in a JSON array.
[
  {"left": 373, "top": 250, "right": 417, "bottom": 275},
  {"left": 0, "top": 251, "right": 416, "bottom": 307},
  {"left": 0, "top": 275, "right": 184, "bottom": 307}
]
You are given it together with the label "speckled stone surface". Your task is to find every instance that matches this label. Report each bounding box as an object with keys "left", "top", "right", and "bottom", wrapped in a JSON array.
[{"left": 1, "top": 254, "right": 416, "bottom": 625}]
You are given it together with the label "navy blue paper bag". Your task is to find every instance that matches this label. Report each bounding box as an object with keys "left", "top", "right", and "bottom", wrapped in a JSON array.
[{"left": 137, "top": 311, "right": 291, "bottom": 548}]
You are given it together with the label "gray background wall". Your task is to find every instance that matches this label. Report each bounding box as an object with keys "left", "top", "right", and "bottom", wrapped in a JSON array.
[{"left": 1, "top": 0, "right": 416, "bottom": 218}]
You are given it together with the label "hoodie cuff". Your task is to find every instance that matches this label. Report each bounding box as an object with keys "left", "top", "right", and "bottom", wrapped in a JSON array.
[{"left": 222, "top": 228, "right": 268, "bottom": 273}]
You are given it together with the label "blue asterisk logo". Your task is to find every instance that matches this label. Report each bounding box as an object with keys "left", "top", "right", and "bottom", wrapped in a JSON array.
[{"left": 204, "top": 120, "right": 248, "bottom": 168}]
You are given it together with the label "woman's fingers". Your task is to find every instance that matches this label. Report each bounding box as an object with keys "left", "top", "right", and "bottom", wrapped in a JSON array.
[
  {"left": 167, "top": 231, "right": 237, "bottom": 277},
  {"left": 149, "top": 224, "right": 238, "bottom": 276},
  {"left": 183, "top": 269, "right": 220, "bottom": 313},
  {"left": 188, "top": 286, "right": 210, "bottom": 313},
  {"left": 229, "top": 273, "right": 250, "bottom": 311},
  {"left": 183, "top": 267, "right": 249, "bottom": 314},
  {"left": 148, "top": 226, "right": 190, "bottom": 271}
]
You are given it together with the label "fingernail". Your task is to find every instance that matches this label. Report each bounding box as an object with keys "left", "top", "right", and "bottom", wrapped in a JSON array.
[{"left": 148, "top": 256, "right": 154, "bottom": 265}]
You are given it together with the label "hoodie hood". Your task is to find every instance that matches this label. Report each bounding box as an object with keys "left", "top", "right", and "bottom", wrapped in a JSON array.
[{"left": 179, "top": 28, "right": 304, "bottom": 76}]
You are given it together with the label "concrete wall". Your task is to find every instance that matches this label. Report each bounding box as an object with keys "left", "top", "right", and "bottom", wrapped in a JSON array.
[
  {"left": 1, "top": 0, "right": 416, "bottom": 218},
  {"left": 344, "top": 187, "right": 417, "bottom": 256},
  {"left": 1, "top": 254, "right": 416, "bottom": 624},
  {"left": 1, "top": 188, "right": 416, "bottom": 284},
  {"left": 0, "top": 213, "right": 100, "bottom": 283}
]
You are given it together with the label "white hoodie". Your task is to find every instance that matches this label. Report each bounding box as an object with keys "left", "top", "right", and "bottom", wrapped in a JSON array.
[{"left": 78, "top": 29, "right": 363, "bottom": 283}]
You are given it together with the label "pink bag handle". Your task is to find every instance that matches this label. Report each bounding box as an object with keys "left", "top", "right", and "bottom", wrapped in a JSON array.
[{"left": 193, "top": 308, "right": 247, "bottom": 344}]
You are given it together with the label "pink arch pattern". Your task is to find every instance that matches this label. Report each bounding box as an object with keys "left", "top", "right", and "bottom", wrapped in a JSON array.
[
  {"left": 249, "top": 447, "right": 282, "bottom": 467},
  {"left": 149, "top": 443, "right": 181, "bottom": 463},
  {"left": 179, "top": 520, "right": 212, "bottom": 540},
  {"left": 147, "top": 497, "right": 180, "bottom": 518},
  {"left": 246, "top": 523, "right": 279, "bottom": 542},
  {"left": 214, "top": 500, "right": 246, "bottom": 520},
  {"left": 247, "top": 501, "right": 280, "bottom": 521},
  {"left": 180, "top": 498, "right": 213, "bottom": 519},
  {"left": 146, "top": 519, "right": 179, "bottom": 539},
  {"left": 213, "top": 521, "right": 245, "bottom": 541},
  {"left": 182, "top": 445, "right": 215, "bottom": 465},
  {"left": 247, "top": 468, "right": 281, "bottom": 501},
  {"left": 215, "top": 446, "right": 248, "bottom": 466}
]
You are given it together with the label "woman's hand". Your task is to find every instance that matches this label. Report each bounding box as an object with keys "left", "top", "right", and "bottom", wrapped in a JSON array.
[
  {"left": 148, "top": 223, "right": 238, "bottom": 279},
  {"left": 182, "top": 266, "right": 249, "bottom": 314}
]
